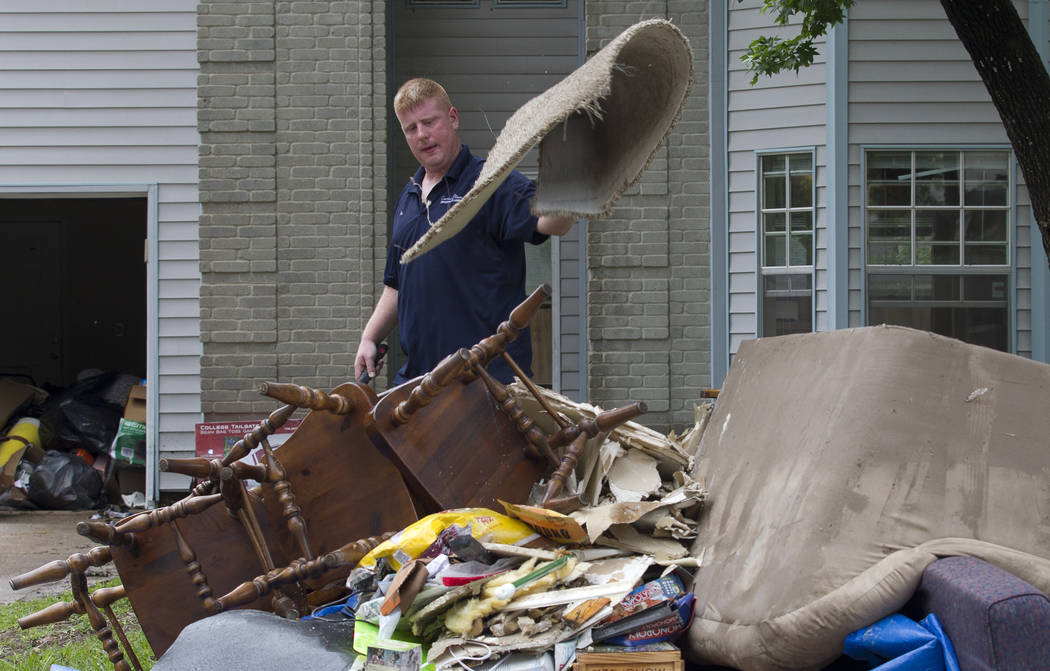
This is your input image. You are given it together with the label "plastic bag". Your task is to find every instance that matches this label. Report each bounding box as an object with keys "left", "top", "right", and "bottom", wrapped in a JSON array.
[
  {"left": 39, "top": 373, "right": 123, "bottom": 454},
  {"left": 358, "top": 508, "right": 540, "bottom": 572},
  {"left": 844, "top": 613, "right": 960, "bottom": 671},
  {"left": 27, "top": 450, "right": 105, "bottom": 510}
]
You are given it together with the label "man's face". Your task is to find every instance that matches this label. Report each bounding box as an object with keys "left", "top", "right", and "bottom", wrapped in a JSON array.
[{"left": 396, "top": 96, "right": 460, "bottom": 176}]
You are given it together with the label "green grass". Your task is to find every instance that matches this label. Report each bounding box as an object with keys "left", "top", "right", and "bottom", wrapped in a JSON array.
[{"left": 0, "top": 577, "right": 155, "bottom": 671}]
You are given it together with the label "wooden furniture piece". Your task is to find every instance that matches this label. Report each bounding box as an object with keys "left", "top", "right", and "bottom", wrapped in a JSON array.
[{"left": 366, "top": 286, "right": 557, "bottom": 513}]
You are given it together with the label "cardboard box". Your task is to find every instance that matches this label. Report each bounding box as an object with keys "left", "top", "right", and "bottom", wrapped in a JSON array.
[
  {"left": 195, "top": 419, "right": 302, "bottom": 460},
  {"left": 115, "top": 464, "right": 146, "bottom": 495},
  {"left": 575, "top": 650, "right": 683, "bottom": 671},
  {"left": 124, "top": 385, "right": 147, "bottom": 424},
  {"left": 111, "top": 418, "right": 146, "bottom": 466}
]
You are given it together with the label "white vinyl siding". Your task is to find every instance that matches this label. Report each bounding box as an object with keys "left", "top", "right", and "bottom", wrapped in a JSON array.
[
  {"left": 847, "top": 0, "right": 1032, "bottom": 354},
  {"left": 726, "top": 0, "right": 827, "bottom": 354},
  {"left": 0, "top": 1, "right": 201, "bottom": 491}
]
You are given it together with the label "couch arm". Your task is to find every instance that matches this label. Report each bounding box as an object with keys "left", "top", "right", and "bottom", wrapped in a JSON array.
[{"left": 916, "top": 556, "right": 1050, "bottom": 671}]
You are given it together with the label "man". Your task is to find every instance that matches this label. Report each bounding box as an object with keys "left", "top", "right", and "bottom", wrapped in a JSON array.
[{"left": 354, "top": 78, "right": 573, "bottom": 385}]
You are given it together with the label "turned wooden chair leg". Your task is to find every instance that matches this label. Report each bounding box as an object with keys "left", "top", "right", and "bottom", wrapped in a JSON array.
[
  {"left": 541, "top": 401, "right": 649, "bottom": 504},
  {"left": 391, "top": 349, "right": 472, "bottom": 426},
  {"left": 214, "top": 531, "right": 393, "bottom": 613},
  {"left": 472, "top": 360, "right": 558, "bottom": 468},
  {"left": 9, "top": 546, "right": 113, "bottom": 592},
  {"left": 113, "top": 493, "right": 223, "bottom": 534},
  {"left": 258, "top": 382, "right": 354, "bottom": 415},
  {"left": 71, "top": 569, "right": 130, "bottom": 671},
  {"left": 93, "top": 585, "right": 143, "bottom": 671},
  {"left": 258, "top": 436, "right": 312, "bottom": 561},
  {"left": 222, "top": 403, "right": 297, "bottom": 466}
]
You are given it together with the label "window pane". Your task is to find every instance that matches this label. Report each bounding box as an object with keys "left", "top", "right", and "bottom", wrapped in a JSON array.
[
  {"left": 764, "top": 211, "right": 785, "bottom": 233},
  {"left": 964, "top": 152, "right": 1009, "bottom": 206},
  {"left": 914, "top": 274, "right": 960, "bottom": 300},
  {"left": 762, "top": 154, "right": 786, "bottom": 174},
  {"left": 763, "top": 174, "right": 786, "bottom": 209},
  {"left": 790, "top": 232, "right": 813, "bottom": 266},
  {"left": 915, "top": 210, "right": 960, "bottom": 264},
  {"left": 965, "top": 244, "right": 1008, "bottom": 265},
  {"left": 869, "top": 305, "right": 1008, "bottom": 351},
  {"left": 868, "top": 210, "right": 911, "bottom": 264},
  {"left": 868, "top": 273, "right": 1009, "bottom": 352},
  {"left": 868, "top": 275, "right": 912, "bottom": 300},
  {"left": 790, "top": 211, "right": 812, "bottom": 232},
  {"left": 964, "top": 210, "right": 1007, "bottom": 242},
  {"left": 867, "top": 152, "right": 911, "bottom": 206},
  {"left": 762, "top": 274, "right": 812, "bottom": 337},
  {"left": 765, "top": 234, "right": 786, "bottom": 267},
  {"left": 789, "top": 155, "right": 812, "bottom": 207},
  {"left": 915, "top": 151, "right": 960, "bottom": 206},
  {"left": 963, "top": 275, "right": 1008, "bottom": 300}
]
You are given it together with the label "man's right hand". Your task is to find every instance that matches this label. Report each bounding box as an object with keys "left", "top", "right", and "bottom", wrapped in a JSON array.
[{"left": 355, "top": 339, "right": 383, "bottom": 381}]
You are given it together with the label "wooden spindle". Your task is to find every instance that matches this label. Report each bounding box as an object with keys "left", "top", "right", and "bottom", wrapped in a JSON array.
[
  {"left": 542, "top": 432, "right": 588, "bottom": 504},
  {"left": 214, "top": 531, "right": 393, "bottom": 612},
  {"left": 76, "top": 521, "right": 134, "bottom": 547},
  {"left": 547, "top": 402, "right": 648, "bottom": 450},
  {"left": 95, "top": 596, "right": 142, "bottom": 671},
  {"left": 227, "top": 461, "right": 268, "bottom": 483},
  {"left": 500, "top": 351, "right": 571, "bottom": 429},
  {"left": 391, "top": 349, "right": 471, "bottom": 426},
  {"left": 258, "top": 382, "right": 353, "bottom": 415},
  {"left": 220, "top": 468, "right": 278, "bottom": 573},
  {"left": 71, "top": 571, "right": 129, "bottom": 671},
  {"left": 17, "top": 599, "right": 82, "bottom": 629},
  {"left": 114, "top": 493, "right": 222, "bottom": 534},
  {"left": 542, "top": 402, "right": 648, "bottom": 503},
  {"left": 472, "top": 361, "right": 557, "bottom": 467},
  {"left": 159, "top": 457, "right": 222, "bottom": 481},
  {"left": 222, "top": 403, "right": 297, "bottom": 466},
  {"left": 466, "top": 284, "right": 551, "bottom": 373},
  {"left": 169, "top": 519, "right": 215, "bottom": 613},
  {"left": 259, "top": 436, "right": 311, "bottom": 561},
  {"left": 9, "top": 546, "right": 112, "bottom": 591}
]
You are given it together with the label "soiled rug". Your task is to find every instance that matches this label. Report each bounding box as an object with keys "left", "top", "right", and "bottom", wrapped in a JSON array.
[
  {"left": 685, "top": 325, "right": 1050, "bottom": 670},
  {"left": 400, "top": 18, "right": 693, "bottom": 263}
]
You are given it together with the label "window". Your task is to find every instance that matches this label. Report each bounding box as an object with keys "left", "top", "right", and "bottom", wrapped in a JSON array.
[
  {"left": 866, "top": 150, "right": 1010, "bottom": 351},
  {"left": 759, "top": 152, "right": 814, "bottom": 336}
]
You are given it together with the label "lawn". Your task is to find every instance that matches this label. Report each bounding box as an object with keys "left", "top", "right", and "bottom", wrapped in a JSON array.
[{"left": 0, "top": 578, "right": 154, "bottom": 671}]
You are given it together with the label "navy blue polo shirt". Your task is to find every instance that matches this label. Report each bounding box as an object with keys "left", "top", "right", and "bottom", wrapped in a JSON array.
[{"left": 384, "top": 145, "right": 548, "bottom": 384}]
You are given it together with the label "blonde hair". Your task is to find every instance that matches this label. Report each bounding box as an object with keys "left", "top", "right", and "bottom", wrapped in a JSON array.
[{"left": 394, "top": 78, "right": 452, "bottom": 116}]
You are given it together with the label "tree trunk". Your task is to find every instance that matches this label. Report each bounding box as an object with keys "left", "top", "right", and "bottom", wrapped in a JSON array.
[{"left": 940, "top": 0, "right": 1050, "bottom": 268}]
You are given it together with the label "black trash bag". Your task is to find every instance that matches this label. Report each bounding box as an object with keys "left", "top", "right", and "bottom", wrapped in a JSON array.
[
  {"left": 0, "top": 459, "right": 39, "bottom": 510},
  {"left": 39, "top": 373, "right": 123, "bottom": 455},
  {"left": 27, "top": 450, "right": 105, "bottom": 510}
]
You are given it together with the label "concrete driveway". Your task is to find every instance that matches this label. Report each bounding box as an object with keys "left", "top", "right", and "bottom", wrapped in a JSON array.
[{"left": 0, "top": 509, "right": 119, "bottom": 603}]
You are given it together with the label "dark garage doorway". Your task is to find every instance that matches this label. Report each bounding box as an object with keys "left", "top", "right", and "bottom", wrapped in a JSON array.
[{"left": 0, "top": 197, "right": 147, "bottom": 388}]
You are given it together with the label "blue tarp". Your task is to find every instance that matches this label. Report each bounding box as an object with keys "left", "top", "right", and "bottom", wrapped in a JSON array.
[{"left": 844, "top": 613, "right": 960, "bottom": 671}]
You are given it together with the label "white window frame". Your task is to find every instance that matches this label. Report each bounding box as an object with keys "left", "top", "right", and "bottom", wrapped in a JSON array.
[
  {"left": 756, "top": 149, "right": 816, "bottom": 337},
  {"left": 862, "top": 147, "right": 1013, "bottom": 351}
]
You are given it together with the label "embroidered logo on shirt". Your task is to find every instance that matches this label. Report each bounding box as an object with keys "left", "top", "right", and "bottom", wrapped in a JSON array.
[{"left": 438, "top": 194, "right": 463, "bottom": 206}]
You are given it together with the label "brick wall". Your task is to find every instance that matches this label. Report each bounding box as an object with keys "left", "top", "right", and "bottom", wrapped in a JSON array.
[
  {"left": 198, "top": 1, "right": 387, "bottom": 418},
  {"left": 585, "top": 1, "right": 710, "bottom": 432}
]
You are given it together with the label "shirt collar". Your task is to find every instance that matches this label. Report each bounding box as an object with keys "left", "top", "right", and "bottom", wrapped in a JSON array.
[{"left": 409, "top": 144, "right": 471, "bottom": 194}]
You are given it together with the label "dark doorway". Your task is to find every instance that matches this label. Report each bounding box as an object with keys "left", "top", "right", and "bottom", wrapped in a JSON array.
[{"left": 0, "top": 197, "right": 147, "bottom": 388}]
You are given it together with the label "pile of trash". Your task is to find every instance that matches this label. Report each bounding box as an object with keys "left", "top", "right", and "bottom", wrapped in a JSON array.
[
  {"left": 0, "top": 371, "right": 147, "bottom": 511},
  {"left": 294, "top": 388, "right": 714, "bottom": 671}
]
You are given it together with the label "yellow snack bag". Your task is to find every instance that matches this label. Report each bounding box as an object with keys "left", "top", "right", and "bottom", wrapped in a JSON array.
[{"left": 358, "top": 508, "right": 539, "bottom": 571}]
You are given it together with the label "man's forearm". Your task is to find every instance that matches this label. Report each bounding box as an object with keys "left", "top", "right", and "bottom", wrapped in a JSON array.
[
  {"left": 537, "top": 214, "right": 575, "bottom": 236},
  {"left": 362, "top": 286, "right": 399, "bottom": 344}
]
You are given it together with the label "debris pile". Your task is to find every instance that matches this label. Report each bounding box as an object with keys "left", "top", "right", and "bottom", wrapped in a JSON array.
[{"left": 307, "top": 389, "right": 715, "bottom": 671}]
